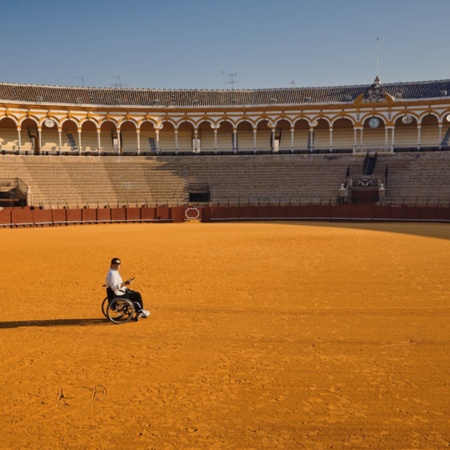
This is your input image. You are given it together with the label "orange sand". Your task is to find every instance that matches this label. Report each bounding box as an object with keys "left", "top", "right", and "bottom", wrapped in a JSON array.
[{"left": 0, "top": 222, "right": 449, "bottom": 449}]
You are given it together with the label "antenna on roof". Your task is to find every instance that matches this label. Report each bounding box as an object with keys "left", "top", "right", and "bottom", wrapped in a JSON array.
[
  {"left": 290, "top": 80, "right": 296, "bottom": 88},
  {"left": 75, "top": 77, "right": 85, "bottom": 87},
  {"left": 220, "top": 71, "right": 238, "bottom": 90},
  {"left": 112, "top": 76, "right": 127, "bottom": 89},
  {"left": 376, "top": 37, "right": 380, "bottom": 79}
]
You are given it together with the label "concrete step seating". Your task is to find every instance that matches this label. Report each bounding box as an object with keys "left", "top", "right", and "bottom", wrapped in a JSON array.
[{"left": 1, "top": 152, "right": 449, "bottom": 208}]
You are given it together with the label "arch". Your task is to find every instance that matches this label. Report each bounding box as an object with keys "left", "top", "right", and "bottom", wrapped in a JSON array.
[
  {"left": 216, "top": 120, "right": 234, "bottom": 152},
  {"left": 419, "top": 112, "right": 439, "bottom": 125},
  {"left": 0, "top": 117, "right": 19, "bottom": 151},
  {"left": 392, "top": 114, "right": 418, "bottom": 149},
  {"left": 140, "top": 121, "right": 157, "bottom": 153},
  {"left": 138, "top": 117, "right": 158, "bottom": 129},
  {"left": 196, "top": 120, "right": 214, "bottom": 152},
  {"left": 235, "top": 118, "right": 256, "bottom": 129},
  {"left": 293, "top": 118, "right": 309, "bottom": 150},
  {"left": 236, "top": 120, "right": 254, "bottom": 151},
  {"left": 41, "top": 117, "right": 60, "bottom": 152},
  {"left": 420, "top": 113, "right": 440, "bottom": 148},
  {"left": 177, "top": 121, "right": 195, "bottom": 152},
  {"left": 120, "top": 120, "right": 138, "bottom": 154},
  {"left": 100, "top": 120, "right": 119, "bottom": 153},
  {"left": 20, "top": 118, "right": 40, "bottom": 154},
  {"left": 77, "top": 120, "right": 96, "bottom": 152},
  {"left": 273, "top": 119, "right": 291, "bottom": 150},
  {"left": 158, "top": 121, "right": 176, "bottom": 152},
  {"left": 255, "top": 119, "right": 271, "bottom": 151},
  {"left": 332, "top": 117, "right": 354, "bottom": 151},
  {"left": 312, "top": 118, "right": 331, "bottom": 151},
  {"left": 118, "top": 117, "right": 139, "bottom": 128},
  {"left": 98, "top": 117, "right": 119, "bottom": 128},
  {"left": 19, "top": 115, "right": 39, "bottom": 127},
  {"left": 331, "top": 115, "right": 355, "bottom": 127}
]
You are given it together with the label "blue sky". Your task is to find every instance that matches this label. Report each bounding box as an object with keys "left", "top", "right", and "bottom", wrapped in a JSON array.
[{"left": 1, "top": 0, "right": 448, "bottom": 89}]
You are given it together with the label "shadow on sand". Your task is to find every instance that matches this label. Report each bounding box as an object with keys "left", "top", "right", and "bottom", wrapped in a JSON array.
[{"left": 0, "top": 318, "right": 108, "bottom": 329}]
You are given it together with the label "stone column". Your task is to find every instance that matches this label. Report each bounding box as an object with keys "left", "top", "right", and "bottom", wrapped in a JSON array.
[
  {"left": 136, "top": 129, "right": 141, "bottom": 155},
  {"left": 58, "top": 128, "right": 62, "bottom": 153},
  {"left": 97, "top": 129, "right": 101, "bottom": 154},
  {"left": 77, "top": 128, "right": 82, "bottom": 154},
  {"left": 17, "top": 127, "right": 22, "bottom": 153}
]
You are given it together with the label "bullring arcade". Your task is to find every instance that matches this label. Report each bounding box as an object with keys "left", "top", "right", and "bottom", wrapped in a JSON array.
[{"left": 1, "top": 77, "right": 450, "bottom": 155}]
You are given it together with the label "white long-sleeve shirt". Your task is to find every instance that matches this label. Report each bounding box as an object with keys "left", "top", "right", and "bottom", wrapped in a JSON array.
[{"left": 106, "top": 268, "right": 126, "bottom": 296}]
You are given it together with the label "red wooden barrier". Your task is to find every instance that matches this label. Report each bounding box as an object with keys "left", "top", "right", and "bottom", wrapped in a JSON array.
[
  {"left": 111, "top": 208, "right": 126, "bottom": 222},
  {"left": 155, "top": 207, "right": 171, "bottom": 220},
  {"left": 11, "top": 209, "right": 33, "bottom": 226},
  {"left": 82, "top": 208, "right": 97, "bottom": 223},
  {"left": 437, "top": 208, "right": 450, "bottom": 221},
  {"left": 96, "top": 208, "right": 111, "bottom": 223},
  {"left": 0, "top": 210, "right": 12, "bottom": 226},
  {"left": 126, "top": 208, "right": 141, "bottom": 221},
  {"left": 141, "top": 207, "right": 156, "bottom": 221},
  {"left": 172, "top": 206, "right": 185, "bottom": 223},
  {"left": 66, "top": 209, "right": 82, "bottom": 224},
  {"left": 33, "top": 209, "right": 53, "bottom": 225},
  {"left": 52, "top": 209, "right": 67, "bottom": 225}
]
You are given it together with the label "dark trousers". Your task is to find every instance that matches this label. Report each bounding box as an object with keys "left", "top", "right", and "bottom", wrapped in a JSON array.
[{"left": 120, "top": 289, "right": 144, "bottom": 311}]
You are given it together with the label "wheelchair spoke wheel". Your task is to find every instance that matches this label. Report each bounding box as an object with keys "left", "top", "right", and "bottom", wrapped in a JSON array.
[
  {"left": 107, "top": 298, "right": 135, "bottom": 324},
  {"left": 101, "top": 297, "right": 109, "bottom": 318}
]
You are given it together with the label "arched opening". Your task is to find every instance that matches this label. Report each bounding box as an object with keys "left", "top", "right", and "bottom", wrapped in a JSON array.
[
  {"left": 120, "top": 121, "right": 138, "bottom": 154},
  {"left": 255, "top": 120, "right": 271, "bottom": 151},
  {"left": 0, "top": 118, "right": 18, "bottom": 153},
  {"left": 178, "top": 122, "right": 195, "bottom": 153},
  {"left": 420, "top": 114, "right": 439, "bottom": 149},
  {"left": 274, "top": 119, "right": 291, "bottom": 151},
  {"left": 332, "top": 118, "right": 354, "bottom": 151},
  {"left": 197, "top": 121, "right": 214, "bottom": 153},
  {"left": 140, "top": 122, "right": 157, "bottom": 153},
  {"left": 41, "top": 119, "right": 59, "bottom": 153},
  {"left": 79, "top": 120, "right": 96, "bottom": 153},
  {"left": 293, "top": 119, "right": 309, "bottom": 151},
  {"left": 312, "top": 118, "right": 330, "bottom": 151},
  {"left": 362, "top": 116, "right": 386, "bottom": 150},
  {"left": 216, "top": 121, "right": 234, "bottom": 153},
  {"left": 100, "top": 121, "right": 119, "bottom": 154},
  {"left": 393, "top": 115, "right": 418, "bottom": 150},
  {"left": 159, "top": 121, "right": 176, "bottom": 153},
  {"left": 21, "top": 118, "right": 39, "bottom": 155},
  {"left": 236, "top": 121, "right": 254, "bottom": 151}
]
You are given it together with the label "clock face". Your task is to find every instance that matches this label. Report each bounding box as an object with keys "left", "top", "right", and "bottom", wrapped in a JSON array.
[
  {"left": 402, "top": 115, "right": 413, "bottom": 124},
  {"left": 368, "top": 117, "right": 380, "bottom": 128},
  {"left": 44, "top": 119, "right": 55, "bottom": 128}
]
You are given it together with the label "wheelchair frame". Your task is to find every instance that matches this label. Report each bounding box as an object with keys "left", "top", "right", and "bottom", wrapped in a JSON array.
[{"left": 102, "top": 287, "right": 139, "bottom": 324}]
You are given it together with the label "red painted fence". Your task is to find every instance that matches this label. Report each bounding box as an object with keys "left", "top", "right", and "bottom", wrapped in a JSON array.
[{"left": 0, "top": 204, "right": 449, "bottom": 227}]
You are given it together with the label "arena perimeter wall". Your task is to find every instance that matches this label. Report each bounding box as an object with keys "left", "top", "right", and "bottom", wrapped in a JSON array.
[{"left": 0, "top": 204, "right": 450, "bottom": 227}]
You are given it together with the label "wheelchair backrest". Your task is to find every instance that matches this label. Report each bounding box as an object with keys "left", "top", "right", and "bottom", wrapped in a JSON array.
[{"left": 106, "top": 287, "right": 115, "bottom": 301}]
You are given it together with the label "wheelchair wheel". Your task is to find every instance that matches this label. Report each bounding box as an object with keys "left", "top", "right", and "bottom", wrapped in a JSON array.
[
  {"left": 101, "top": 297, "right": 108, "bottom": 318},
  {"left": 107, "top": 298, "right": 135, "bottom": 324}
]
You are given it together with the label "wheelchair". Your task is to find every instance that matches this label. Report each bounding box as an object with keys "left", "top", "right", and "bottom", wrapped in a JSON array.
[{"left": 102, "top": 287, "right": 139, "bottom": 324}]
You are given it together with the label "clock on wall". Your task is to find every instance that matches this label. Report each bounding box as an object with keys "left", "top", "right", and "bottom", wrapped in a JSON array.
[
  {"left": 402, "top": 115, "right": 413, "bottom": 124},
  {"left": 368, "top": 117, "right": 380, "bottom": 128},
  {"left": 44, "top": 119, "right": 55, "bottom": 128}
]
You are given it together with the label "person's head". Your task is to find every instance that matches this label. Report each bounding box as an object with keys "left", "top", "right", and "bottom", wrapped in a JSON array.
[{"left": 110, "top": 257, "right": 121, "bottom": 269}]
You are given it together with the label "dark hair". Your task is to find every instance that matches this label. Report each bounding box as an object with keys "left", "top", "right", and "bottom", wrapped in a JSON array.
[{"left": 111, "top": 258, "right": 121, "bottom": 265}]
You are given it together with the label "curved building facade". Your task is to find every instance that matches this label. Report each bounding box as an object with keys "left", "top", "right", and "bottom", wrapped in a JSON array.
[{"left": 1, "top": 77, "right": 450, "bottom": 155}]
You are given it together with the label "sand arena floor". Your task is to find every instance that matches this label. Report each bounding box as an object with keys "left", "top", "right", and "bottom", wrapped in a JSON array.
[{"left": 0, "top": 222, "right": 449, "bottom": 449}]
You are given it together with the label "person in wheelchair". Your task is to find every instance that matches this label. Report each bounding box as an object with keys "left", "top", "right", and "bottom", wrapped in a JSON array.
[{"left": 106, "top": 257, "right": 150, "bottom": 318}]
